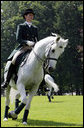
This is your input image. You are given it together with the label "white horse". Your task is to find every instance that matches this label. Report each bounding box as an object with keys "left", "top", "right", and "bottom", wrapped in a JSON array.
[{"left": 3, "top": 33, "right": 68, "bottom": 124}]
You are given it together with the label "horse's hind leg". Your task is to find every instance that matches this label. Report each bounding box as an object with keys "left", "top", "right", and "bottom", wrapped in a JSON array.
[
  {"left": 8, "top": 83, "right": 27, "bottom": 120},
  {"left": 3, "top": 86, "right": 11, "bottom": 121},
  {"left": 47, "top": 87, "right": 52, "bottom": 102}
]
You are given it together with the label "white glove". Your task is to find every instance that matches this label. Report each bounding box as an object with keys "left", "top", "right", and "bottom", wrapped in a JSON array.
[{"left": 26, "top": 41, "right": 35, "bottom": 46}]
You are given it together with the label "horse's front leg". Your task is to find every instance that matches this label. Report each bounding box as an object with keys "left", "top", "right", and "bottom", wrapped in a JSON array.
[
  {"left": 15, "top": 93, "right": 20, "bottom": 109},
  {"left": 22, "top": 87, "right": 38, "bottom": 125},
  {"left": 3, "top": 85, "right": 11, "bottom": 121},
  {"left": 22, "top": 94, "right": 33, "bottom": 125},
  {"left": 45, "top": 74, "right": 59, "bottom": 92}
]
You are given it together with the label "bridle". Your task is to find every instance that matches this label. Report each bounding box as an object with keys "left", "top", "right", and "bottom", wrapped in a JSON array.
[
  {"left": 33, "top": 45, "right": 58, "bottom": 67},
  {"left": 44, "top": 47, "right": 57, "bottom": 72}
]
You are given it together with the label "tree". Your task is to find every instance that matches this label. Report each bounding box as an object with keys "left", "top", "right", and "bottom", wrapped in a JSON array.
[{"left": 1, "top": 1, "right": 83, "bottom": 95}]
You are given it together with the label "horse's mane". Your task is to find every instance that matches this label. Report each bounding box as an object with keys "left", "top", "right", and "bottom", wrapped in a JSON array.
[{"left": 35, "top": 36, "right": 55, "bottom": 49}]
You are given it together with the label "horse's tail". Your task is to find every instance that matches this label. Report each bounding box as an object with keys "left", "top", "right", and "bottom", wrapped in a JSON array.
[{"left": 44, "top": 74, "right": 59, "bottom": 92}]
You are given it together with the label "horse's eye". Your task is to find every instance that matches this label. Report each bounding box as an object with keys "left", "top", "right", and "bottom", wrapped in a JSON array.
[
  {"left": 59, "top": 46, "right": 63, "bottom": 48},
  {"left": 52, "top": 49, "right": 55, "bottom": 53}
]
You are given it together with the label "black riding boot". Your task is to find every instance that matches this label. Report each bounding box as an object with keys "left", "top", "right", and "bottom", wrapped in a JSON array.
[{"left": 1, "top": 63, "right": 15, "bottom": 89}]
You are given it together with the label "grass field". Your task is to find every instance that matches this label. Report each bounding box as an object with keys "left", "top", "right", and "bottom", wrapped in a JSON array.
[{"left": 1, "top": 96, "right": 83, "bottom": 127}]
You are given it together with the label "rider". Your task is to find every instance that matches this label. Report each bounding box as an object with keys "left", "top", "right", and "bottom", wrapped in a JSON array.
[{"left": 2, "top": 8, "right": 38, "bottom": 89}]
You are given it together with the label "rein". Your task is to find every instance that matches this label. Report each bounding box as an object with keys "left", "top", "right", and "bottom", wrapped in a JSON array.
[
  {"left": 33, "top": 49, "right": 58, "bottom": 65},
  {"left": 33, "top": 49, "right": 45, "bottom": 64},
  {"left": 46, "top": 57, "right": 58, "bottom": 61},
  {"left": 33, "top": 49, "right": 58, "bottom": 74}
]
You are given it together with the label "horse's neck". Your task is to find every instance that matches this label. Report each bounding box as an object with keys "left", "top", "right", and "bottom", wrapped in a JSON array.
[
  {"left": 26, "top": 37, "right": 53, "bottom": 68},
  {"left": 34, "top": 37, "right": 53, "bottom": 58}
]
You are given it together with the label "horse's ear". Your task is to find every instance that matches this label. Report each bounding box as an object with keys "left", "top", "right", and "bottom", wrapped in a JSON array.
[
  {"left": 56, "top": 36, "right": 60, "bottom": 42},
  {"left": 51, "top": 33, "right": 57, "bottom": 37}
]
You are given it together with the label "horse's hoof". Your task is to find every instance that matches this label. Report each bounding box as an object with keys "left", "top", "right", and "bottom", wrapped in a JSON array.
[
  {"left": 12, "top": 117, "right": 17, "bottom": 120},
  {"left": 3, "top": 118, "right": 8, "bottom": 121},
  {"left": 23, "top": 121, "right": 27, "bottom": 125},
  {"left": 8, "top": 111, "right": 17, "bottom": 120}
]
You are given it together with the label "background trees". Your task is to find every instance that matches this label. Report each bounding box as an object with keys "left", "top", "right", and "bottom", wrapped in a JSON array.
[{"left": 1, "top": 1, "right": 83, "bottom": 95}]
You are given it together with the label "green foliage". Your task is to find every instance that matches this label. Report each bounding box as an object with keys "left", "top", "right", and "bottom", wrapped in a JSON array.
[{"left": 1, "top": 1, "right": 83, "bottom": 94}]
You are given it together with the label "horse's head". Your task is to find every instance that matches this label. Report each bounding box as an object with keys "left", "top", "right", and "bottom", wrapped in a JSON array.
[{"left": 45, "top": 34, "right": 68, "bottom": 72}]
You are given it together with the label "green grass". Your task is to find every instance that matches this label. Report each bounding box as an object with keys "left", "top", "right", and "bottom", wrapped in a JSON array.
[{"left": 1, "top": 96, "right": 83, "bottom": 127}]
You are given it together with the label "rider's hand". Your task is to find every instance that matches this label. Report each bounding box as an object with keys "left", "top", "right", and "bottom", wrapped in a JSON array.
[{"left": 26, "top": 41, "right": 35, "bottom": 47}]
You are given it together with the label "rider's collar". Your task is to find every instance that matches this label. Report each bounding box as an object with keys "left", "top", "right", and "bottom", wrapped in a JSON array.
[{"left": 25, "top": 21, "right": 32, "bottom": 27}]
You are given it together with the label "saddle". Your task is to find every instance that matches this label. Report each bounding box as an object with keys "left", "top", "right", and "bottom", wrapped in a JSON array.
[{"left": 15, "top": 50, "right": 29, "bottom": 69}]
